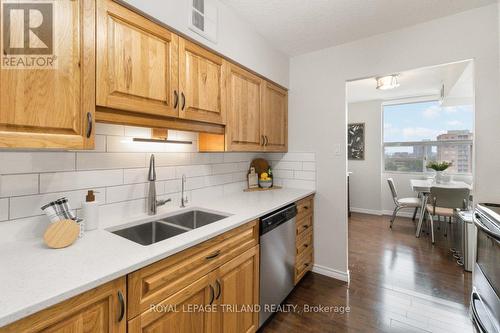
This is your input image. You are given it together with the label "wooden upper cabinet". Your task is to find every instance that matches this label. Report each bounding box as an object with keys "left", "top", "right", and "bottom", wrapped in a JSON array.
[
  {"left": 96, "top": 0, "right": 179, "bottom": 118},
  {"left": 179, "top": 38, "right": 225, "bottom": 125},
  {"left": 262, "top": 82, "right": 288, "bottom": 152},
  {"left": 0, "top": 278, "right": 126, "bottom": 333},
  {"left": 225, "top": 63, "right": 263, "bottom": 151},
  {"left": 0, "top": 0, "right": 95, "bottom": 149}
]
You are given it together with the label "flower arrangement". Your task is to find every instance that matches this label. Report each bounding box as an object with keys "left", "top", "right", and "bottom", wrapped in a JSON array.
[{"left": 426, "top": 161, "right": 452, "bottom": 172}]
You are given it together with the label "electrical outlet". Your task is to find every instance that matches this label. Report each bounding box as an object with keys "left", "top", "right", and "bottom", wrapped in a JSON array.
[{"left": 334, "top": 144, "right": 342, "bottom": 156}]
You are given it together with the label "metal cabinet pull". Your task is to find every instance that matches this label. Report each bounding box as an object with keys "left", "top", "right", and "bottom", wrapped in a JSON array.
[
  {"left": 205, "top": 250, "right": 221, "bottom": 260},
  {"left": 117, "top": 290, "right": 125, "bottom": 322},
  {"left": 209, "top": 285, "right": 215, "bottom": 305},
  {"left": 181, "top": 92, "right": 186, "bottom": 110},
  {"left": 264, "top": 135, "right": 268, "bottom": 146},
  {"left": 173, "top": 90, "right": 179, "bottom": 108},
  {"left": 261, "top": 135, "right": 265, "bottom": 146},
  {"left": 86, "top": 112, "right": 93, "bottom": 138},
  {"left": 215, "top": 279, "right": 221, "bottom": 300}
]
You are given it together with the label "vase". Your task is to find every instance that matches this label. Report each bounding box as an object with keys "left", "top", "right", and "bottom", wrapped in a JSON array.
[{"left": 435, "top": 171, "right": 450, "bottom": 184}]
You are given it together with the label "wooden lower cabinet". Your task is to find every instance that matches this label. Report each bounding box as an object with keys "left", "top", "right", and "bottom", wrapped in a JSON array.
[
  {"left": 294, "top": 195, "right": 315, "bottom": 285},
  {"left": 0, "top": 278, "right": 126, "bottom": 333},
  {"left": 129, "top": 245, "right": 260, "bottom": 333},
  {"left": 215, "top": 245, "right": 259, "bottom": 333}
]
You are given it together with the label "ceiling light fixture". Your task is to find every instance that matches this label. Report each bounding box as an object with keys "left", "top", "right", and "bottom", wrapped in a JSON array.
[{"left": 376, "top": 74, "right": 400, "bottom": 90}]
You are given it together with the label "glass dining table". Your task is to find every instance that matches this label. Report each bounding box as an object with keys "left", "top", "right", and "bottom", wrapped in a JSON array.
[{"left": 410, "top": 179, "right": 472, "bottom": 237}]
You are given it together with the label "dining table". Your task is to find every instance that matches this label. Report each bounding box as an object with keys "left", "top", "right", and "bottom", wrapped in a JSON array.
[{"left": 410, "top": 179, "right": 472, "bottom": 238}]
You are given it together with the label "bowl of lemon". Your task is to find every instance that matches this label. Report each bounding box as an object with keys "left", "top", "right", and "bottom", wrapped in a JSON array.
[{"left": 259, "top": 172, "right": 273, "bottom": 188}]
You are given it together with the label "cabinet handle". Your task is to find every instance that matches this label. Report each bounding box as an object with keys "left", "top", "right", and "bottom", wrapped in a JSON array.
[
  {"left": 209, "top": 285, "right": 215, "bottom": 305},
  {"left": 173, "top": 90, "right": 178, "bottom": 108},
  {"left": 264, "top": 135, "right": 269, "bottom": 146},
  {"left": 205, "top": 250, "right": 221, "bottom": 260},
  {"left": 215, "top": 279, "right": 221, "bottom": 300},
  {"left": 181, "top": 92, "right": 186, "bottom": 110},
  {"left": 86, "top": 112, "right": 93, "bottom": 138},
  {"left": 117, "top": 290, "right": 125, "bottom": 322},
  {"left": 261, "top": 135, "right": 265, "bottom": 146}
]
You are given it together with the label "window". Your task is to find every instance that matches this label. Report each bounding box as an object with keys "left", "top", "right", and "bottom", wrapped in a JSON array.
[{"left": 383, "top": 100, "right": 473, "bottom": 173}]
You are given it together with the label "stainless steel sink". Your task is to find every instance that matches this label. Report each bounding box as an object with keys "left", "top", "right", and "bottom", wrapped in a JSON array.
[
  {"left": 160, "top": 210, "right": 228, "bottom": 229},
  {"left": 110, "top": 209, "right": 229, "bottom": 245},
  {"left": 111, "top": 221, "right": 187, "bottom": 246}
]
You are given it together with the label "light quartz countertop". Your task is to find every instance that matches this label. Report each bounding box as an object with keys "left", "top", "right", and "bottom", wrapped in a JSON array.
[{"left": 0, "top": 188, "right": 314, "bottom": 327}]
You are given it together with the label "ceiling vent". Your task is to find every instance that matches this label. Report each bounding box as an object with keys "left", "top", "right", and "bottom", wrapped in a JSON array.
[{"left": 189, "top": 0, "right": 218, "bottom": 43}]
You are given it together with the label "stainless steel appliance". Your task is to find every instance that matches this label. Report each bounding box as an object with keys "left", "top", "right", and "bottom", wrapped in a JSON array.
[
  {"left": 259, "top": 204, "right": 297, "bottom": 328},
  {"left": 471, "top": 203, "right": 500, "bottom": 333}
]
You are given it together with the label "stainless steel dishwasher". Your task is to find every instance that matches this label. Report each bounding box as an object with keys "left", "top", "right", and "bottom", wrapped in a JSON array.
[{"left": 259, "top": 203, "right": 297, "bottom": 327}]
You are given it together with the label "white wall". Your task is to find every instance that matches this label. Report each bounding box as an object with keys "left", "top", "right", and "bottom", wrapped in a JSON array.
[
  {"left": 122, "top": 0, "right": 289, "bottom": 87},
  {"left": 289, "top": 4, "right": 500, "bottom": 276},
  {"left": 347, "top": 101, "right": 382, "bottom": 214}
]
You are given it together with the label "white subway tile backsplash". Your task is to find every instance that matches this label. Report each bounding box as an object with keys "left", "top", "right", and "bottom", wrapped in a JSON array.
[
  {"left": 154, "top": 153, "right": 190, "bottom": 166},
  {"left": 0, "top": 123, "right": 315, "bottom": 236},
  {"left": 272, "top": 161, "right": 301, "bottom": 170},
  {"left": 0, "top": 198, "right": 8, "bottom": 221},
  {"left": 176, "top": 164, "right": 212, "bottom": 178},
  {"left": 0, "top": 174, "right": 39, "bottom": 197},
  {"left": 9, "top": 189, "right": 105, "bottom": 220},
  {"left": 0, "top": 152, "right": 75, "bottom": 174},
  {"left": 77, "top": 153, "right": 146, "bottom": 170},
  {"left": 294, "top": 171, "right": 316, "bottom": 181},
  {"left": 40, "top": 170, "right": 123, "bottom": 193},
  {"left": 106, "top": 183, "right": 149, "bottom": 204},
  {"left": 302, "top": 162, "right": 316, "bottom": 171},
  {"left": 95, "top": 123, "right": 124, "bottom": 136}
]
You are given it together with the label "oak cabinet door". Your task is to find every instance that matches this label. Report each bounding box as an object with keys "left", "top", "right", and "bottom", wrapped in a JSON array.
[
  {"left": 128, "top": 274, "right": 216, "bottom": 333},
  {"left": 225, "top": 63, "right": 264, "bottom": 151},
  {"left": 0, "top": 278, "right": 126, "bottom": 333},
  {"left": 215, "top": 245, "right": 260, "bottom": 333},
  {"left": 97, "top": 0, "right": 179, "bottom": 118},
  {"left": 261, "top": 82, "right": 288, "bottom": 152},
  {"left": 179, "top": 38, "right": 225, "bottom": 125},
  {"left": 0, "top": 0, "right": 95, "bottom": 149}
]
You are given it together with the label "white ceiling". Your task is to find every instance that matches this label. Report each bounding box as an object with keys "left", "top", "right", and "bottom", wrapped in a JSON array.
[
  {"left": 346, "top": 61, "right": 472, "bottom": 103},
  {"left": 220, "top": 0, "right": 495, "bottom": 56}
]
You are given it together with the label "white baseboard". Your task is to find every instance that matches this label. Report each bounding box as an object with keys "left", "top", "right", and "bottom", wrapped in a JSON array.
[
  {"left": 350, "top": 207, "right": 383, "bottom": 215},
  {"left": 312, "top": 264, "right": 350, "bottom": 283}
]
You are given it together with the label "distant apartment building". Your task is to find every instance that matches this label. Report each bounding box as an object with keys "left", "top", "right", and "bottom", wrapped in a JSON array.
[{"left": 437, "top": 130, "right": 473, "bottom": 173}]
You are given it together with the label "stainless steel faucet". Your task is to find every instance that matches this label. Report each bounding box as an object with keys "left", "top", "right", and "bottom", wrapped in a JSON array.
[
  {"left": 180, "top": 174, "right": 188, "bottom": 208},
  {"left": 147, "top": 154, "right": 171, "bottom": 215}
]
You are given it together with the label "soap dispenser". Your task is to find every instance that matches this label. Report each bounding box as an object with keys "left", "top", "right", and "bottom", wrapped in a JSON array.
[{"left": 82, "top": 190, "right": 99, "bottom": 231}]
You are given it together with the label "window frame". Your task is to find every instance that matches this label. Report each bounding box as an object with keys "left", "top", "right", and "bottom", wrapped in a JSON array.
[{"left": 381, "top": 97, "right": 473, "bottom": 176}]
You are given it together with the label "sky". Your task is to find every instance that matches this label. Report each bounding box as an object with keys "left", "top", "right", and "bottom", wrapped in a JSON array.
[{"left": 383, "top": 101, "right": 473, "bottom": 143}]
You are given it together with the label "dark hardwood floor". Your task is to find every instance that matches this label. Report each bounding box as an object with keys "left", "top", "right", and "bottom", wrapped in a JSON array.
[{"left": 260, "top": 213, "right": 473, "bottom": 333}]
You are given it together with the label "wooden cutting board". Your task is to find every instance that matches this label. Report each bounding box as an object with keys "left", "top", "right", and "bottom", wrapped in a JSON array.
[
  {"left": 250, "top": 158, "right": 270, "bottom": 175},
  {"left": 44, "top": 219, "right": 80, "bottom": 249}
]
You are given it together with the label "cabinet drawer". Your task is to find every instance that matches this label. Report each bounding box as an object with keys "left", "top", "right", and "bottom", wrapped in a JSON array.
[
  {"left": 127, "top": 220, "right": 258, "bottom": 319},
  {"left": 296, "top": 214, "right": 313, "bottom": 237},
  {"left": 296, "top": 196, "right": 313, "bottom": 219},
  {"left": 295, "top": 247, "right": 313, "bottom": 284},
  {"left": 296, "top": 227, "right": 313, "bottom": 256}
]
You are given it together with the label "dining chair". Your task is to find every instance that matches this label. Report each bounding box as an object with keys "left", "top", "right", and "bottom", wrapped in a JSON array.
[
  {"left": 425, "top": 187, "right": 470, "bottom": 244},
  {"left": 387, "top": 178, "right": 421, "bottom": 228}
]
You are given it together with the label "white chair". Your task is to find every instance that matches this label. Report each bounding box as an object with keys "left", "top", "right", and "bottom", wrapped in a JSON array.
[
  {"left": 387, "top": 178, "right": 421, "bottom": 228},
  {"left": 426, "top": 187, "right": 470, "bottom": 244}
]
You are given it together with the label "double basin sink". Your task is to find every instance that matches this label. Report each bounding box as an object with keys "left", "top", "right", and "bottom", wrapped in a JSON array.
[{"left": 111, "top": 209, "right": 229, "bottom": 246}]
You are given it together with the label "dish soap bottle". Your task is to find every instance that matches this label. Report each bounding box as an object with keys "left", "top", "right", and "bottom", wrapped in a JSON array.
[{"left": 82, "top": 190, "right": 99, "bottom": 231}]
